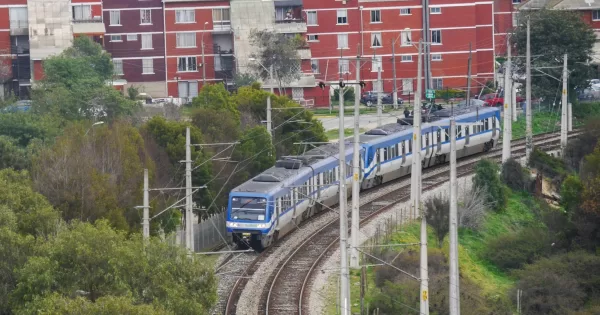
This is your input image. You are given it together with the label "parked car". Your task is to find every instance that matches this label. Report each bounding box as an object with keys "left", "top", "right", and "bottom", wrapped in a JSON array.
[
  {"left": 360, "top": 91, "right": 404, "bottom": 106},
  {"left": 0, "top": 100, "right": 31, "bottom": 113},
  {"left": 481, "top": 92, "right": 524, "bottom": 107},
  {"left": 456, "top": 99, "right": 487, "bottom": 107}
]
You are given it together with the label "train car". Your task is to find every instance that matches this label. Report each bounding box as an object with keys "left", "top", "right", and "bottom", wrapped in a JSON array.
[{"left": 226, "top": 106, "right": 501, "bottom": 249}]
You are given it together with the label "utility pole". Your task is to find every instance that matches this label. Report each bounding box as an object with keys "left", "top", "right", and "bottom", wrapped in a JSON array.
[
  {"left": 267, "top": 64, "right": 274, "bottom": 137},
  {"left": 502, "top": 39, "right": 513, "bottom": 163},
  {"left": 338, "top": 85, "right": 351, "bottom": 315},
  {"left": 350, "top": 55, "right": 361, "bottom": 269},
  {"left": 561, "top": 54, "right": 568, "bottom": 157},
  {"left": 143, "top": 168, "right": 150, "bottom": 240},
  {"left": 201, "top": 22, "right": 208, "bottom": 86},
  {"left": 185, "top": 127, "right": 194, "bottom": 253},
  {"left": 512, "top": 80, "right": 517, "bottom": 122},
  {"left": 377, "top": 65, "right": 383, "bottom": 127},
  {"left": 466, "top": 43, "right": 472, "bottom": 107},
  {"left": 449, "top": 118, "right": 460, "bottom": 315},
  {"left": 392, "top": 39, "right": 398, "bottom": 109},
  {"left": 525, "top": 18, "right": 533, "bottom": 161},
  {"left": 568, "top": 103, "right": 573, "bottom": 131},
  {"left": 422, "top": 0, "right": 432, "bottom": 91},
  {"left": 412, "top": 39, "right": 429, "bottom": 315}
]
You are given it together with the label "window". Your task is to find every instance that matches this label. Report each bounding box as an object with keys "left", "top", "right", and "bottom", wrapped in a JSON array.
[
  {"left": 371, "top": 56, "right": 382, "bottom": 72},
  {"left": 402, "top": 79, "right": 413, "bottom": 95},
  {"left": 594, "top": 10, "right": 600, "bottom": 21},
  {"left": 213, "top": 8, "right": 230, "bottom": 25},
  {"left": 432, "top": 54, "right": 442, "bottom": 61},
  {"left": 307, "top": 34, "right": 319, "bottom": 41},
  {"left": 142, "top": 58, "right": 154, "bottom": 74},
  {"left": 371, "top": 32, "right": 382, "bottom": 47},
  {"left": 337, "top": 9, "right": 347, "bottom": 24},
  {"left": 73, "top": 5, "right": 91, "bottom": 20},
  {"left": 110, "top": 35, "right": 122, "bottom": 42},
  {"left": 307, "top": 11, "right": 317, "bottom": 25},
  {"left": 401, "top": 55, "right": 412, "bottom": 62},
  {"left": 400, "top": 8, "right": 411, "bottom": 15},
  {"left": 9, "top": 7, "right": 28, "bottom": 29},
  {"left": 176, "top": 32, "right": 196, "bottom": 48},
  {"left": 109, "top": 10, "right": 120, "bottom": 26},
  {"left": 432, "top": 78, "right": 443, "bottom": 90},
  {"left": 370, "top": 10, "right": 381, "bottom": 23},
  {"left": 339, "top": 59, "right": 349, "bottom": 73},
  {"left": 178, "top": 56, "right": 197, "bottom": 72},
  {"left": 512, "top": 13, "right": 518, "bottom": 26},
  {"left": 512, "top": 0, "right": 521, "bottom": 3},
  {"left": 401, "top": 29, "right": 412, "bottom": 46},
  {"left": 175, "top": 9, "right": 195, "bottom": 23},
  {"left": 430, "top": 7, "right": 441, "bottom": 14},
  {"left": 311, "top": 59, "right": 320, "bottom": 73},
  {"left": 431, "top": 30, "right": 442, "bottom": 44},
  {"left": 127, "top": 34, "right": 137, "bottom": 41},
  {"left": 140, "top": 9, "right": 152, "bottom": 24},
  {"left": 141, "top": 34, "right": 153, "bottom": 49},
  {"left": 113, "top": 59, "right": 123, "bottom": 75},
  {"left": 337, "top": 33, "right": 348, "bottom": 49}
]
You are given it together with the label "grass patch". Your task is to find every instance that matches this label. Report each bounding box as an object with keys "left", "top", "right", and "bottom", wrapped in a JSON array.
[
  {"left": 510, "top": 110, "right": 583, "bottom": 140},
  {"left": 326, "top": 128, "right": 367, "bottom": 141}
]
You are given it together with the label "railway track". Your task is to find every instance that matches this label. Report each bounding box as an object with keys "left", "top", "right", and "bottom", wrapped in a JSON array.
[{"left": 224, "top": 129, "right": 581, "bottom": 315}]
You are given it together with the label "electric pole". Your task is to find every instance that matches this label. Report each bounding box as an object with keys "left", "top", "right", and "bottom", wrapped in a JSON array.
[
  {"left": 512, "top": 80, "right": 517, "bottom": 122},
  {"left": 350, "top": 55, "right": 361, "bottom": 269},
  {"left": 267, "top": 64, "right": 274, "bottom": 137},
  {"left": 449, "top": 118, "right": 460, "bottom": 315},
  {"left": 392, "top": 39, "right": 398, "bottom": 109},
  {"left": 561, "top": 54, "right": 568, "bottom": 157},
  {"left": 466, "top": 43, "right": 472, "bottom": 107},
  {"left": 185, "top": 127, "right": 194, "bottom": 253},
  {"left": 143, "top": 168, "right": 150, "bottom": 240},
  {"left": 568, "top": 103, "right": 573, "bottom": 131},
  {"left": 377, "top": 65, "right": 382, "bottom": 127},
  {"left": 413, "top": 39, "right": 429, "bottom": 315},
  {"left": 502, "top": 39, "right": 513, "bottom": 163},
  {"left": 338, "top": 84, "right": 351, "bottom": 315},
  {"left": 525, "top": 17, "right": 533, "bottom": 161}
]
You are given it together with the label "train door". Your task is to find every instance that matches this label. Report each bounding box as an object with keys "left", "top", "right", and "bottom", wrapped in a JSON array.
[
  {"left": 401, "top": 140, "right": 406, "bottom": 164},
  {"left": 436, "top": 129, "right": 442, "bottom": 152},
  {"left": 492, "top": 117, "right": 497, "bottom": 137},
  {"left": 465, "top": 124, "right": 470, "bottom": 145}
]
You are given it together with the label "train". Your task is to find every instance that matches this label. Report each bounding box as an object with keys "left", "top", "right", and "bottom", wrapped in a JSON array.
[{"left": 226, "top": 106, "right": 502, "bottom": 249}]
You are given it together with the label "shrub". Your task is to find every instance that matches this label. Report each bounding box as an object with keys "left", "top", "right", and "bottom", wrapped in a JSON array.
[
  {"left": 424, "top": 194, "right": 449, "bottom": 247},
  {"left": 483, "top": 227, "right": 552, "bottom": 271},
  {"left": 473, "top": 159, "right": 506, "bottom": 211},
  {"left": 457, "top": 185, "right": 490, "bottom": 231},
  {"left": 501, "top": 158, "right": 532, "bottom": 192},
  {"left": 331, "top": 87, "right": 355, "bottom": 102},
  {"left": 528, "top": 147, "right": 567, "bottom": 180}
]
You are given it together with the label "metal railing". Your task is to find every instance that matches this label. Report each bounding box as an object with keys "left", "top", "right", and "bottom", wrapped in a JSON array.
[
  {"left": 72, "top": 17, "right": 103, "bottom": 23},
  {"left": 9, "top": 20, "right": 28, "bottom": 29},
  {"left": 275, "top": 17, "right": 305, "bottom": 23},
  {"left": 193, "top": 211, "right": 228, "bottom": 251}
]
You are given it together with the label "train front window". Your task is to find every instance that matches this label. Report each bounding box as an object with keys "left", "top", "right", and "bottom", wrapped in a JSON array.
[{"left": 230, "top": 197, "right": 267, "bottom": 221}]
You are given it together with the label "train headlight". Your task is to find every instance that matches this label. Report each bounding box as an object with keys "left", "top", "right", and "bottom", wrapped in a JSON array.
[
  {"left": 226, "top": 222, "right": 239, "bottom": 228},
  {"left": 256, "top": 223, "right": 269, "bottom": 228}
]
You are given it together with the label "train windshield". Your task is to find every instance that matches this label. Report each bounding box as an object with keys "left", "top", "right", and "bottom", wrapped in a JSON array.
[{"left": 230, "top": 197, "right": 267, "bottom": 221}]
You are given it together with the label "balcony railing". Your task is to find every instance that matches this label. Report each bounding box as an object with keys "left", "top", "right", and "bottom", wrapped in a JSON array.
[
  {"left": 213, "top": 21, "right": 231, "bottom": 32},
  {"left": 10, "top": 20, "right": 28, "bottom": 29},
  {"left": 73, "top": 17, "right": 103, "bottom": 23},
  {"left": 275, "top": 17, "right": 305, "bottom": 24}
]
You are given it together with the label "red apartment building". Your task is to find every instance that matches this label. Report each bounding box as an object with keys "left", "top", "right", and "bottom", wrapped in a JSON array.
[{"left": 303, "top": 0, "right": 496, "bottom": 103}]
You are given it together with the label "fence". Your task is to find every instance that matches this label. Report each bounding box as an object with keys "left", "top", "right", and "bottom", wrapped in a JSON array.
[{"left": 165, "top": 211, "right": 229, "bottom": 252}]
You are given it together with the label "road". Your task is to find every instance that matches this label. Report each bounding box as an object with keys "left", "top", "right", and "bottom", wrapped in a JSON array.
[{"left": 316, "top": 110, "right": 406, "bottom": 131}]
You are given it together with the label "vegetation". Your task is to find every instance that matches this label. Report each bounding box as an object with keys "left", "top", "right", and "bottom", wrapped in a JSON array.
[
  {"left": 473, "top": 159, "right": 506, "bottom": 211},
  {"left": 424, "top": 194, "right": 449, "bottom": 248},
  {"left": 501, "top": 158, "right": 532, "bottom": 192}
]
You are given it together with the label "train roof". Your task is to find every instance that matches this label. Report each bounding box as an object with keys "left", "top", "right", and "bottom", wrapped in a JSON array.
[{"left": 231, "top": 105, "right": 499, "bottom": 196}]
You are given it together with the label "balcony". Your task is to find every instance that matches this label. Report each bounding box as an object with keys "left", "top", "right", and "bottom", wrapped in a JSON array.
[
  {"left": 298, "top": 48, "right": 311, "bottom": 60},
  {"left": 213, "top": 21, "right": 231, "bottom": 33},
  {"left": 274, "top": 19, "right": 307, "bottom": 34},
  {"left": 10, "top": 20, "right": 29, "bottom": 36},
  {"left": 274, "top": 2, "right": 306, "bottom": 34},
  {"left": 72, "top": 17, "right": 105, "bottom": 35}
]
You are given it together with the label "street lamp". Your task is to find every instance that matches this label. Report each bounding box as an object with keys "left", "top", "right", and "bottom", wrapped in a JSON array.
[
  {"left": 85, "top": 121, "right": 104, "bottom": 136},
  {"left": 174, "top": 76, "right": 181, "bottom": 100},
  {"left": 201, "top": 22, "right": 209, "bottom": 87},
  {"left": 249, "top": 57, "right": 274, "bottom": 138}
]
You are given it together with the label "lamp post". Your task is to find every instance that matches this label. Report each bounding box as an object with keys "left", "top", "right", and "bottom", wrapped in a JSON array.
[
  {"left": 174, "top": 76, "right": 181, "bottom": 101},
  {"left": 85, "top": 121, "right": 104, "bottom": 136},
  {"left": 201, "top": 22, "right": 209, "bottom": 87},
  {"left": 249, "top": 57, "right": 274, "bottom": 137}
]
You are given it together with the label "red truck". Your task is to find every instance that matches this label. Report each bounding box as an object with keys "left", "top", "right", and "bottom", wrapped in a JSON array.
[{"left": 481, "top": 92, "right": 524, "bottom": 107}]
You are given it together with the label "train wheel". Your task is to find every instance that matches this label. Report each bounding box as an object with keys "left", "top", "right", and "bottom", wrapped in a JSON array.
[{"left": 233, "top": 234, "right": 249, "bottom": 250}]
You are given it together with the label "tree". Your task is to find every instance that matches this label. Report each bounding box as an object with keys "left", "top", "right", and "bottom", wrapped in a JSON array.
[
  {"left": 473, "top": 159, "right": 506, "bottom": 211},
  {"left": 16, "top": 294, "right": 170, "bottom": 315},
  {"left": 424, "top": 194, "right": 449, "bottom": 247},
  {"left": 0, "top": 136, "right": 29, "bottom": 170},
  {"left": 561, "top": 175, "right": 584, "bottom": 214},
  {"left": 501, "top": 158, "right": 531, "bottom": 192},
  {"left": 31, "top": 121, "right": 154, "bottom": 230},
  {"left": 483, "top": 227, "right": 552, "bottom": 271},
  {"left": 248, "top": 29, "right": 302, "bottom": 93},
  {"left": 512, "top": 10, "right": 596, "bottom": 100},
  {"left": 11, "top": 220, "right": 217, "bottom": 315},
  {"left": 32, "top": 36, "right": 136, "bottom": 120}
]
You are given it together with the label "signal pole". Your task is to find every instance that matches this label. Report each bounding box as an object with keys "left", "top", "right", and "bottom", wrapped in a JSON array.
[
  {"left": 526, "top": 17, "right": 533, "bottom": 161},
  {"left": 392, "top": 39, "right": 398, "bottom": 109},
  {"left": 350, "top": 55, "right": 361, "bottom": 269},
  {"left": 502, "top": 38, "right": 513, "bottom": 163},
  {"left": 561, "top": 54, "right": 568, "bottom": 157},
  {"left": 377, "top": 65, "right": 383, "bottom": 127},
  {"left": 185, "top": 127, "right": 194, "bottom": 253},
  {"left": 449, "top": 118, "right": 460, "bottom": 315},
  {"left": 338, "top": 82, "right": 351, "bottom": 315}
]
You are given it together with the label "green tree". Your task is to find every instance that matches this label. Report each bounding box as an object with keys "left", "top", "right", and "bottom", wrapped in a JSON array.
[
  {"left": 16, "top": 294, "right": 170, "bottom": 315},
  {"left": 473, "top": 159, "right": 506, "bottom": 211},
  {"left": 424, "top": 194, "right": 449, "bottom": 248},
  {"left": 484, "top": 227, "right": 552, "bottom": 271},
  {"left": 233, "top": 126, "right": 276, "bottom": 183},
  {"left": 0, "top": 136, "right": 29, "bottom": 170},
  {"left": 512, "top": 10, "right": 596, "bottom": 100},
  {"left": 561, "top": 175, "right": 584, "bottom": 214},
  {"left": 11, "top": 220, "right": 217, "bottom": 315},
  {"left": 501, "top": 158, "right": 531, "bottom": 192}
]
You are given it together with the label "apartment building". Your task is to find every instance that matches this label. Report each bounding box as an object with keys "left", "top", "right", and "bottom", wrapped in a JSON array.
[{"left": 303, "top": 0, "right": 496, "bottom": 101}]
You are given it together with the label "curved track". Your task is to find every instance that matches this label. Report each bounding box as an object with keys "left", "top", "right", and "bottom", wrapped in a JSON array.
[{"left": 225, "top": 130, "right": 582, "bottom": 315}]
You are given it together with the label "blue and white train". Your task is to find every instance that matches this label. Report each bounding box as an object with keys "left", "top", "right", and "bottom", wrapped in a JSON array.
[{"left": 226, "top": 106, "right": 502, "bottom": 249}]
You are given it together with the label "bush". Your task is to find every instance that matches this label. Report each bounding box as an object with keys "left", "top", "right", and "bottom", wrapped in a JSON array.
[
  {"left": 528, "top": 147, "right": 567, "bottom": 185},
  {"left": 483, "top": 227, "right": 552, "bottom": 271},
  {"left": 331, "top": 87, "right": 355, "bottom": 102},
  {"left": 437, "top": 88, "right": 465, "bottom": 100},
  {"left": 424, "top": 194, "right": 449, "bottom": 247},
  {"left": 501, "top": 158, "right": 533, "bottom": 192},
  {"left": 473, "top": 159, "right": 506, "bottom": 211}
]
